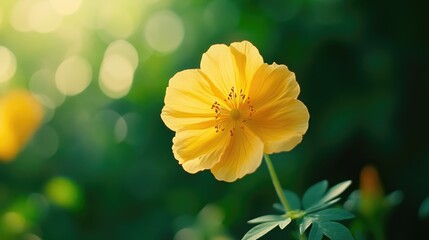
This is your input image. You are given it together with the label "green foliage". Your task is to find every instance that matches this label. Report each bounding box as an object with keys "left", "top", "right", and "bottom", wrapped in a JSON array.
[
  {"left": 243, "top": 217, "right": 292, "bottom": 240},
  {"left": 343, "top": 188, "right": 403, "bottom": 240},
  {"left": 243, "top": 180, "right": 354, "bottom": 240},
  {"left": 310, "top": 221, "right": 354, "bottom": 240},
  {"left": 419, "top": 197, "right": 429, "bottom": 219},
  {"left": 303, "top": 180, "right": 328, "bottom": 210},
  {"left": 284, "top": 190, "right": 301, "bottom": 210},
  {"left": 305, "top": 181, "right": 351, "bottom": 213}
]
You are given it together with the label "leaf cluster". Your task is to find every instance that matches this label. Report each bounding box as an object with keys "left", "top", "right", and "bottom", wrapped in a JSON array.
[{"left": 243, "top": 180, "right": 354, "bottom": 240}]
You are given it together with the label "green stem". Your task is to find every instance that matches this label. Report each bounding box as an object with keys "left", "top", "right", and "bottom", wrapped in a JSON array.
[{"left": 264, "top": 154, "right": 291, "bottom": 212}]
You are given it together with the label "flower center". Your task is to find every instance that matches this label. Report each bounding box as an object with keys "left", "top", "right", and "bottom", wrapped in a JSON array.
[
  {"left": 211, "top": 87, "right": 256, "bottom": 136},
  {"left": 230, "top": 109, "right": 240, "bottom": 120}
]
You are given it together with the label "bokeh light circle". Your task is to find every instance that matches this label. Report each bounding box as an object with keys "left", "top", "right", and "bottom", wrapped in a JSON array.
[
  {"left": 28, "top": 0, "right": 63, "bottom": 33},
  {"left": 49, "top": 0, "right": 83, "bottom": 15},
  {"left": 114, "top": 116, "right": 128, "bottom": 143},
  {"left": 99, "top": 40, "right": 138, "bottom": 99},
  {"left": 144, "top": 10, "right": 185, "bottom": 53},
  {"left": 55, "top": 56, "right": 92, "bottom": 96},
  {"left": 105, "top": 40, "right": 139, "bottom": 69},
  {"left": 44, "top": 176, "right": 83, "bottom": 210},
  {"left": 10, "top": 0, "right": 33, "bottom": 32},
  {"left": 99, "top": 55, "right": 134, "bottom": 99},
  {"left": 3, "top": 212, "right": 26, "bottom": 233},
  {"left": 0, "top": 46, "right": 17, "bottom": 84}
]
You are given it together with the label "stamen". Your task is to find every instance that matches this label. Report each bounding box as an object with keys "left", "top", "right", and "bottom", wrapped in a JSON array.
[{"left": 212, "top": 87, "right": 256, "bottom": 135}]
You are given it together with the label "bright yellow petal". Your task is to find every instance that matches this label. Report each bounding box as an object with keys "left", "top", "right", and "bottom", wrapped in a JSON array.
[
  {"left": 0, "top": 115, "right": 19, "bottom": 161},
  {"left": 172, "top": 127, "right": 228, "bottom": 173},
  {"left": 200, "top": 44, "right": 238, "bottom": 95},
  {"left": 161, "top": 69, "right": 224, "bottom": 131},
  {"left": 247, "top": 63, "right": 299, "bottom": 107},
  {"left": 210, "top": 127, "right": 264, "bottom": 182},
  {"left": 0, "top": 90, "right": 43, "bottom": 161},
  {"left": 229, "top": 41, "right": 264, "bottom": 91},
  {"left": 247, "top": 99, "right": 309, "bottom": 153}
]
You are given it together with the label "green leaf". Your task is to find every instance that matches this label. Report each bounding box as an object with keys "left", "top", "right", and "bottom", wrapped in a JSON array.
[
  {"left": 318, "top": 221, "right": 354, "bottom": 240},
  {"left": 319, "top": 180, "right": 352, "bottom": 204},
  {"left": 309, "top": 208, "right": 354, "bottom": 221},
  {"left": 279, "top": 218, "right": 292, "bottom": 229},
  {"left": 303, "top": 180, "right": 328, "bottom": 210},
  {"left": 309, "top": 222, "right": 323, "bottom": 240},
  {"left": 242, "top": 221, "right": 281, "bottom": 240},
  {"left": 343, "top": 190, "right": 360, "bottom": 211},
  {"left": 305, "top": 198, "right": 341, "bottom": 213},
  {"left": 284, "top": 190, "right": 301, "bottom": 210},
  {"left": 273, "top": 203, "right": 284, "bottom": 212},
  {"left": 419, "top": 196, "right": 429, "bottom": 219},
  {"left": 385, "top": 190, "right": 403, "bottom": 207},
  {"left": 248, "top": 214, "right": 285, "bottom": 224},
  {"left": 299, "top": 216, "right": 313, "bottom": 235}
]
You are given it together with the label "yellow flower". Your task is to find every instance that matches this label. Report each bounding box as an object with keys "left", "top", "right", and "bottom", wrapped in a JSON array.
[
  {"left": 0, "top": 90, "right": 43, "bottom": 161},
  {"left": 161, "top": 41, "right": 309, "bottom": 182}
]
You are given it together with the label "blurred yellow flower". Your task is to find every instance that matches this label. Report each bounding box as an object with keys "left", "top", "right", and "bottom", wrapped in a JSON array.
[
  {"left": 161, "top": 41, "right": 309, "bottom": 182},
  {"left": 0, "top": 90, "right": 43, "bottom": 161}
]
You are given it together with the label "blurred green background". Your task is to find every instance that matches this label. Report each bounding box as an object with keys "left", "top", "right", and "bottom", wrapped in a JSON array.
[{"left": 0, "top": 0, "right": 428, "bottom": 239}]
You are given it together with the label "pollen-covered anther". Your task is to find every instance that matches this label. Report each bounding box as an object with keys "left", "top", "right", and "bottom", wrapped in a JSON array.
[
  {"left": 211, "top": 101, "right": 222, "bottom": 119},
  {"left": 227, "top": 86, "right": 243, "bottom": 101},
  {"left": 229, "top": 127, "right": 236, "bottom": 136},
  {"left": 214, "top": 123, "right": 224, "bottom": 133}
]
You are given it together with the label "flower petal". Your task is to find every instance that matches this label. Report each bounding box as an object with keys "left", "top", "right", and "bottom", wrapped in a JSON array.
[
  {"left": 200, "top": 44, "right": 238, "bottom": 95},
  {"left": 247, "top": 99, "right": 309, "bottom": 153},
  {"left": 0, "top": 115, "right": 19, "bottom": 161},
  {"left": 173, "top": 128, "right": 227, "bottom": 173},
  {"left": 161, "top": 69, "right": 223, "bottom": 131},
  {"left": 247, "top": 63, "right": 300, "bottom": 107},
  {"left": 210, "top": 127, "right": 264, "bottom": 182},
  {"left": 0, "top": 90, "right": 43, "bottom": 161},
  {"left": 229, "top": 41, "right": 264, "bottom": 91}
]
